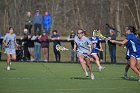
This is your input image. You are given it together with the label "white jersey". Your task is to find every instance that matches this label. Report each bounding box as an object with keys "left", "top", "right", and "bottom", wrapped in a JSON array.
[
  {"left": 3, "top": 33, "right": 16, "bottom": 49},
  {"left": 74, "top": 35, "right": 92, "bottom": 54},
  {"left": 3, "top": 33, "right": 16, "bottom": 54}
]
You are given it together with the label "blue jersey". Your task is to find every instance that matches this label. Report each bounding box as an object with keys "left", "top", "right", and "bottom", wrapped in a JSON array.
[
  {"left": 126, "top": 33, "right": 138, "bottom": 58},
  {"left": 74, "top": 35, "right": 92, "bottom": 54},
  {"left": 3, "top": 33, "right": 16, "bottom": 49},
  {"left": 89, "top": 37, "right": 101, "bottom": 49},
  {"left": 126, "top": 49, "right": 130, "bottom": 60},
  {"left": 89, "top": 37, "right": 101, "bottom": 54},
  {"left": 136, "top": 38, "right": 140, "bottom": 58}
]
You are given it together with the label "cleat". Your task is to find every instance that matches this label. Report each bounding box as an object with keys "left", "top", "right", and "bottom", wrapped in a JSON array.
[
  {"left": 91, "top": 73, "right": 95, "bottom": 80},
  {"left": 7, "top": 66, "right": 10, "bottom": 71},
  {"left": 124, "top": 73, "right": 129, "bottom": 80},
  {"left": 99, "top": 66, "right": 105, "bottom": 71}
]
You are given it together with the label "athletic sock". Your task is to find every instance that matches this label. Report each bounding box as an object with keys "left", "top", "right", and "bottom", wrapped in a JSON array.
[{"left": 85, "top": 71, "right": 89, "bottom": 77}]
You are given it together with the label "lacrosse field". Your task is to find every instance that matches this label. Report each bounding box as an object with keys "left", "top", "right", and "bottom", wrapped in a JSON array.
[{"left": 0, "top": 62, "right": 140, "bottom": 93}]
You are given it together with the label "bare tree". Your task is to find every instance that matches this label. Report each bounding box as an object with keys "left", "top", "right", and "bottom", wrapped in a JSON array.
[{"left": 0, "top": 0, "right": 140, "bottom": 36}]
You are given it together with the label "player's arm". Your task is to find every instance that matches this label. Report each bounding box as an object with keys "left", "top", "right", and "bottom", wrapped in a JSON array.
[
  {"left": 73, "top": 42, "right": 77, "bottom": 52},
  {"left": 89, "top": 43, "right": 94, "bottom": 54},
  {"left": 2, "top": 35, "right": 7, "bottom": 47},
  {"left": 110, "top": 39, "right": 128, "bottom": 45},
  {"left": 87, "top": 37, "right": 93, "bottom": 54},
  {"left": 2, "top": 39, "right": 7, "bottom": 46},
  {"left": 99, "top": 42, "right": 103, "bottom": 51}
]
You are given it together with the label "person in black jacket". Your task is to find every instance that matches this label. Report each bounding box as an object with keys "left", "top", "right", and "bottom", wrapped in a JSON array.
[
  {"left": 27, "top": 34, "right": 35, "bottom": 61},
  {"left": 108, "top": 29, "right": 116, "bottom": 64},
  {"left": 51, "top": 30, "right": 61, "bottom": 62},
  {"left": 21, "top": 29, "right": 30, "bottom": 61}
]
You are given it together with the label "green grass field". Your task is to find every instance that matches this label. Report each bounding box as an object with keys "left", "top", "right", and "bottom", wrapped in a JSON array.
[{"left": 0, "top": 62, "right": 140, "bottom": 93}]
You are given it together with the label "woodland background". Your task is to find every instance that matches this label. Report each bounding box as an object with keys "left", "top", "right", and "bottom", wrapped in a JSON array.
[{"left": 0, "top": 0, "right": 140, "bottom": 36}]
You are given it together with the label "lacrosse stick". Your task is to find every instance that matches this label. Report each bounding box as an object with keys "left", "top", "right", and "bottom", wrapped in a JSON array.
[
  {"left": 93, "top": 29, "right": 111, "bottom": 41},
  {"left": 56, "top": 44, "right": 69, "bottom": 51},
  {"left": 106, "top": 24, "right": 126, "bottom": 36}
]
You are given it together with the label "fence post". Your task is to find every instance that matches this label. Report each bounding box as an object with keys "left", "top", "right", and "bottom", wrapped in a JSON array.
[{"left": 104, "top": 41, "right": 106, "bottom": 63}]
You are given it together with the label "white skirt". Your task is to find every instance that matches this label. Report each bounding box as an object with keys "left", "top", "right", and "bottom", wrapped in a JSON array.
[{"left": 4, "top": 48, "right": 16, "bottom": 54}]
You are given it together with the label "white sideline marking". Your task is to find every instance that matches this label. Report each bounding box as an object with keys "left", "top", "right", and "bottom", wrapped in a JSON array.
[
  {"left": 0, "top": 77, "right": 123, "bottom": 80},
  {"left": 0, "top": 87, "right": 139, "bottom": 92}
]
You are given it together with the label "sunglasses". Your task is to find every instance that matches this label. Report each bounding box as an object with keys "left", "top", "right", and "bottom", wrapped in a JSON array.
[{"left": 77, "top": 32, "right": 83, "bottom": 34}]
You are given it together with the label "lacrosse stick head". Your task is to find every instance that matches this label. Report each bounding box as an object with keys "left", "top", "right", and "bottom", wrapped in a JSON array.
[
  {"left": 56, "top": 44, "right": 61, "bottom": 51},
  {"left": 56, "top": 44, "right": 69, "bottom": 51},
  {"left": 93, "top": 29, "right": 106, "bottom": 40}
]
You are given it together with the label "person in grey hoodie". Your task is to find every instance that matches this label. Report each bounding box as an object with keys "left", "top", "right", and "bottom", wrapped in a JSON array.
[{"left": 33, "top": 10, "right": 43, "bottom": 34}]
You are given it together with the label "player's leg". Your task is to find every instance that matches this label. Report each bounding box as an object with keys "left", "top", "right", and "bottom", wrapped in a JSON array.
[
  {"left": 78, "top": 54, "right": 88, "bottom": 77},
  {"left": 11, "top": 54, "right": 16, "bottom": 61},
  {"left": 129, "top": 57, "right": 140, "bottom": 75},
  {"left": 85, "top": 57, "right": 94, "bottom": 80},
  {"left": 92, "top": 54, "right": 104, "bottom": 71},
  {"left": 136, "top": 59, "right": 140, "bottom": 81},
  {"left": 6, "top": 54, "right": 11, "bottom": 70},
  {"left": 137, "top": 60, "right": 140, "bottom": 71},
  {"left": 9, "top": 49, "right": 17, "bottom": 65},
  {"left": 124, "top": 62, "right": 130, "bottom": 79}
]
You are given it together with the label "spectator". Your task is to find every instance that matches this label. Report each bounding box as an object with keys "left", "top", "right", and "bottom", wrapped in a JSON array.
[
  {"left": 43, "top": 11, "right": 52, "bottom": 34},
  {"left": 27, "top": 34, "right": 35, "bottom": 61},
  {"left": 51, "top": 30, "right": 61, "bottom": 62},
  {"left": 67, "top": 31, "right": 78, "bottom": 62},
  {"left": 33, "top": 10, "right": 42, "bottom": 34},
  {"left": 25, "top": 11, "right": 32, "bottom": 34},
  {"left": 16, "top": 39, "right": 23, "bottom": 61},
  {"left": 0, "top": 33, "right": 2, "bottom": 60},
  {"left": 32, "top": 32, "right": 41, "bottom": 62},
  {"left": 39, "top": 31, "right": 49, "bottom": 62},
  {"left": 108, "top": 29, "right": 116, "bottom": 64},
  {"left": 21, "top": 29, "right": 30, "bottom": 61}
]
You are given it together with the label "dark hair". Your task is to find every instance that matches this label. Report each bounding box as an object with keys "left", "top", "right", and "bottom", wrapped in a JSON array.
[
  {"left": 52, "top": 30, "right": 57, "bottom": 33},
  {"left": 126, "top": 26, "right": 137, "bottom": 35},
  {"left": 9, "top": 27, "right": 14, "bottom": 30}
]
